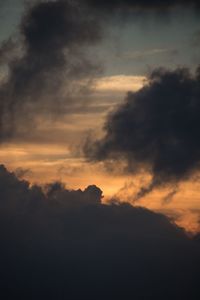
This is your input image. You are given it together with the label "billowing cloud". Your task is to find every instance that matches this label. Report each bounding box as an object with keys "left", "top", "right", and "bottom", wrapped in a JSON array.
[
  {"left": 85, "top": 66, "right": 200, "bottom": 198},
  {"left": 0, "top": 0, "right": 199, "bottom": 143},
  {"left": 0, "top": 0, "right": 102, "bottom": 141},
  {"left": 0, "top": 164, "right": 199, "bottom": 299}
]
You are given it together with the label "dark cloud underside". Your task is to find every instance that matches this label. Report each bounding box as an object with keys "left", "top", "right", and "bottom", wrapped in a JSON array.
[{"left": 0, "top": 164, "right": 199, "bottom": 299}]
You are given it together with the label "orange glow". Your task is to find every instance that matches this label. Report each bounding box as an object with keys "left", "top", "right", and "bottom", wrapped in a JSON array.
[{"left": 1, "top": 142, "right": 200, "bottom": 234}]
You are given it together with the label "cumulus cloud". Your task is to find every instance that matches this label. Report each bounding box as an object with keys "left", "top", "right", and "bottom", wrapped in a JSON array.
[
  {"left": 85, "top": 66, "right": 200, "bottom": 199},
  {"left": 0, "top": 164, "right": 199, "bottom": 299}
]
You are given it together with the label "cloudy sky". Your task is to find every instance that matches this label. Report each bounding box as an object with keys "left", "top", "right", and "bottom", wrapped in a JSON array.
[
  {"left": 0, "top": 0, "right": 200, "bottom": 234},
  {"left": 1, "top": 0, "right": 200, "bottom": 298}
]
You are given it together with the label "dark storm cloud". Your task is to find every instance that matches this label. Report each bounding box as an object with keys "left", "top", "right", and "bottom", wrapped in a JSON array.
[
  {"left": 0, "top": 164, "right": 199, "bottom": 299},
  {"left": 0, "top": 0, "right": 101, "bottom": 141},
  {"left": 0, "top": 0, "right": 198, "bottom": 142},
  {"left": 85, "top": 66, "right": 200, "bottom": 198}
]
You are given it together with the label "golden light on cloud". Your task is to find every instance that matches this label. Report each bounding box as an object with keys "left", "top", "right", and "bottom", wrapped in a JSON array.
[
  {"left": 0, "top": 70, "right": 200, "bottom": 233},
  {"left": 1, "top": 1, "right": 200, "bottom": 295},
  {"left": 1, "top": 140, "right": 200, "bottom": 233}
]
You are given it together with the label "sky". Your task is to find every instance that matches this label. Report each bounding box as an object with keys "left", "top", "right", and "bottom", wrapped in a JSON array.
[
  {"left": 1, "top": 0, "right": 200, "bottom": 298},
  {"left": 1, "top": 0, "right": 200, "bottom": 233}
]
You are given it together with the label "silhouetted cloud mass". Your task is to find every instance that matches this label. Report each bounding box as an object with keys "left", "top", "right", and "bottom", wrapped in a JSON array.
[
  {"left": 85, "top": 66, "right": 200, "bottom": 197},
  {"left": 0, "top": 164, "right": 199, "bottom": 299}
]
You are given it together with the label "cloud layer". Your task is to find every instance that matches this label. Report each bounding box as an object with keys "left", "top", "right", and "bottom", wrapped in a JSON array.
[{"left": 0, "top": 164, "right": 199, "bottom": 299}]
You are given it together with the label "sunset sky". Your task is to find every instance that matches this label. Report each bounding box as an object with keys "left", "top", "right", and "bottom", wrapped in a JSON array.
[
  {"left": 1, "top": 0, "right": 200, "bottom": 233},
  {"left": 1, "top": 1, "right": 200, "bottom": 298}
]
